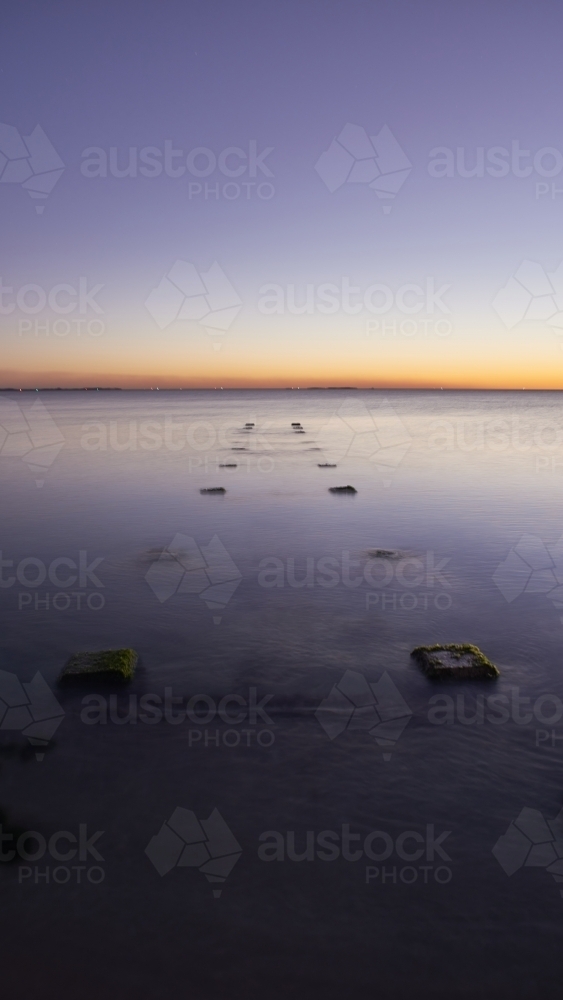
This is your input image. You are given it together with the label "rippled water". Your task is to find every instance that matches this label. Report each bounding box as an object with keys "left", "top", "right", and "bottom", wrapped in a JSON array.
[{"left": 2, "top": 389, "right": 563, "bottom": 999}]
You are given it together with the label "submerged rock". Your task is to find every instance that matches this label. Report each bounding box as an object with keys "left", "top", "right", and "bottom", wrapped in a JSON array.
[
  {"left": 200, "top": 487, "right": 226, "bottom": 494},
  {"left": 245, "top": 423, "right": 255, "bottom": 427},
  {"left": 329, "top": 485, "right": 357, "bottom": 494},
  {"left": 412, "top": 644, "right": 499, "bottom": 679},
  {"left": 318, "top": 463, "right": 337, "bottom": 468},
  {"left": 368, "top": 549, "right": 399, "bottom": 559},
  {"left": 60, "top": 648, "right": 138, "bottom": 683},
  {"left": 219, "top": 463, "right": 237, "bottom": 468}
]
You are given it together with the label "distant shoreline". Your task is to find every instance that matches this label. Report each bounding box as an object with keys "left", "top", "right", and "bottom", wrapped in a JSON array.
[{"left": 0, "top": 387, "right": 560, "bottom": 393}]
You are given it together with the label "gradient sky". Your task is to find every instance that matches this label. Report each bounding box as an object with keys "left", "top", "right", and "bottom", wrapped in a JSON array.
[{"left": 3, "top": 0, "right": 563, "bottom": 388}]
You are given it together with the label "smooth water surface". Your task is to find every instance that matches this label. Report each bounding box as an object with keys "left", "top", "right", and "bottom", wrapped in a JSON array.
[{"left": 1, "top": 389, "right": 563, "bottom": 999}]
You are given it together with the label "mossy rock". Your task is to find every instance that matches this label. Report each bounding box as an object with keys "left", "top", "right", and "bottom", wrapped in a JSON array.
[
  {"left": 412, "top": 644, "right": 499, "bottom": 680},
  {"left": 59, "top": 648, "right": 138, "bottom": 683},
  {"left": 329, "top": 485, "right": 357, "bottom": 494}
]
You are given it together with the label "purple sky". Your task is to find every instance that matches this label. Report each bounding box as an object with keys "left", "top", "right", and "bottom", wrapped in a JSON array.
[{"left": 2, "top": 0, "right": 563, "bottom": 387}]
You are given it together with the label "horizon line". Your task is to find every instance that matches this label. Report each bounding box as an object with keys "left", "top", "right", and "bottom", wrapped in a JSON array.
[{"left": 1, "top": 386, "right": 561, "bottom": 393}]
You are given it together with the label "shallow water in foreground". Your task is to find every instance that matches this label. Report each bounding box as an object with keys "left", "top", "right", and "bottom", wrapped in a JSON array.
[{"left": 1, "top": 389, "right": 563, "bottom": 999}]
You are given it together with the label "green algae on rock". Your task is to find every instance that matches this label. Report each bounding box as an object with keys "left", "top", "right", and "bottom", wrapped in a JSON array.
[
  {"left": 412, "top": 643, "right": 499, "bottom": 679},
  {"left": 60, "top": 648, "right": 138, "bottom": 683}
]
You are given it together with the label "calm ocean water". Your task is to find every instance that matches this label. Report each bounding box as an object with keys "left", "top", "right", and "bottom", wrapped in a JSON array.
[{"left": 2, "top": 389, "right": 563, "bottom": 999}]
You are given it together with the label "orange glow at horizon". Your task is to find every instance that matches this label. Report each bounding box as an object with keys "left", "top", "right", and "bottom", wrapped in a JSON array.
[
  {"left": 2, "top": 323, "right": 563, "bottom": 390},
  {"left": 3, "top": 364, "right": 563, "bottom": 391}
]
